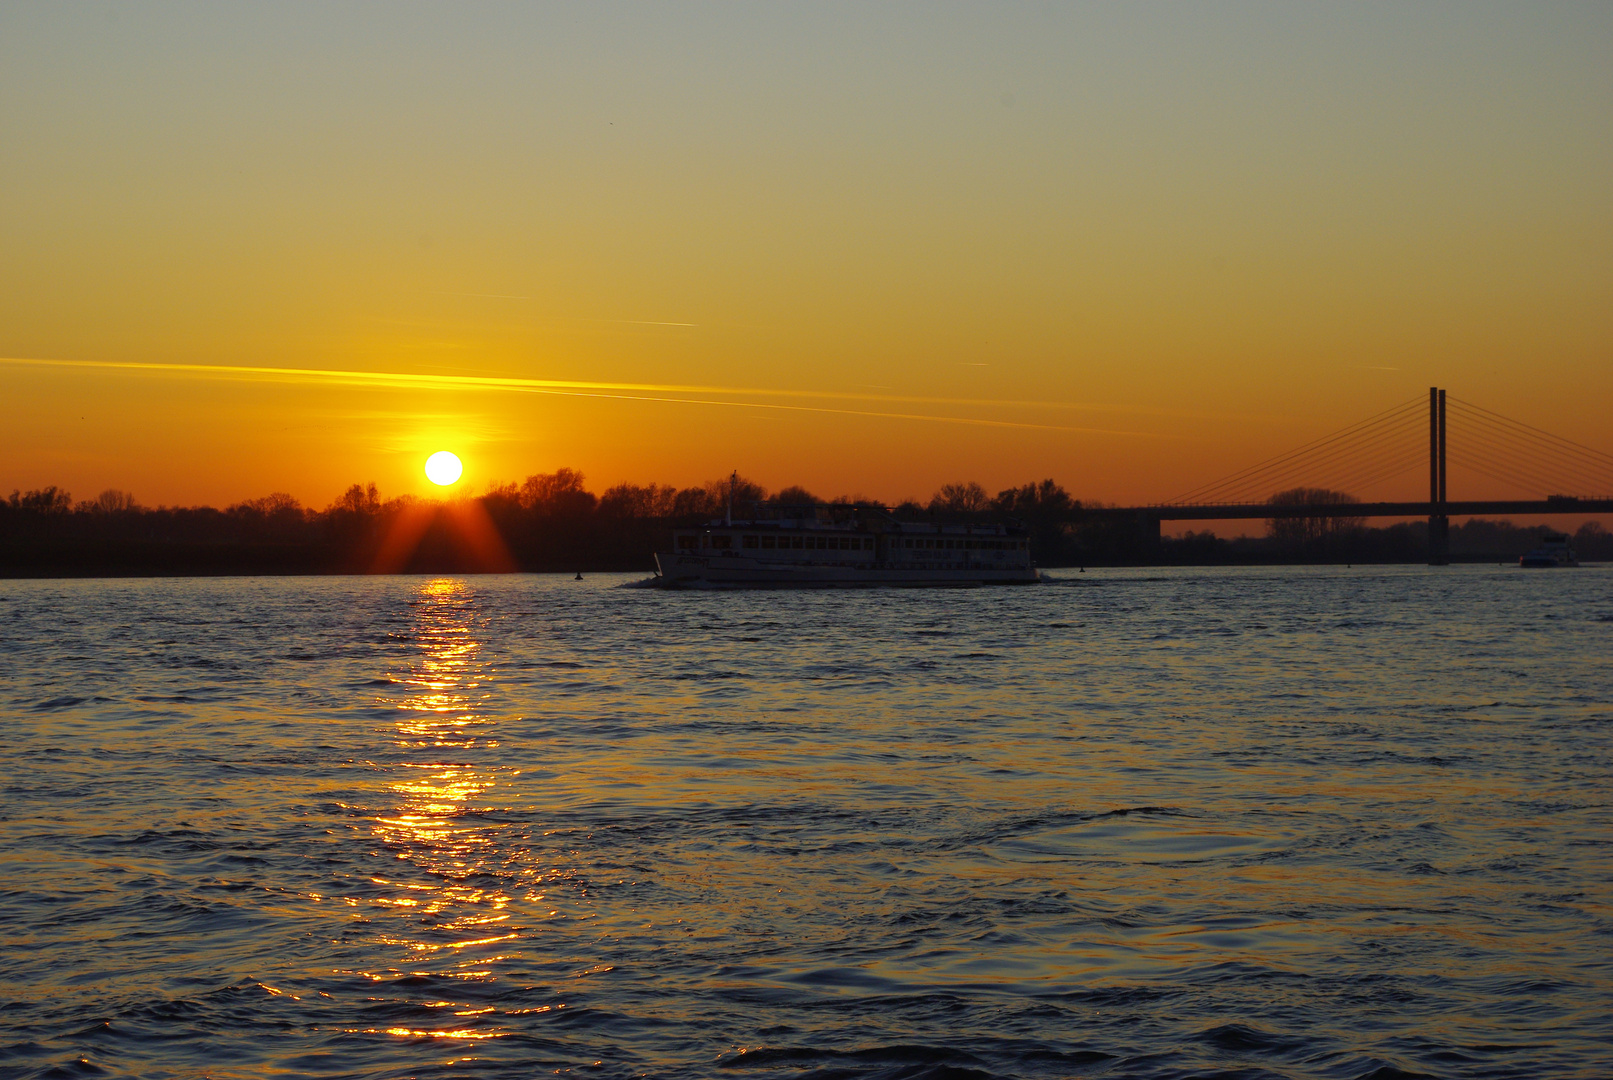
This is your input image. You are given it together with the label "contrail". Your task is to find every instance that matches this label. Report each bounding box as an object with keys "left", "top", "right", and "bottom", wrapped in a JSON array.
[
  {"left": 500, "top": 385, "right": 1131, "bottom": 433},
  {"left": 0, "top": 355, "right": 1175, "bottom": 435}
]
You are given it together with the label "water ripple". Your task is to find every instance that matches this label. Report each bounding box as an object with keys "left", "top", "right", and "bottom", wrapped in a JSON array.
[{"left": 1, "top": 566, "right": 1610, "bottom": 1078}]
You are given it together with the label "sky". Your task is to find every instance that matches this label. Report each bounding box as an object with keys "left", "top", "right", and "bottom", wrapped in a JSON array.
[{"left": 2, "top": 2, "right": 1610, "bottom": 510}]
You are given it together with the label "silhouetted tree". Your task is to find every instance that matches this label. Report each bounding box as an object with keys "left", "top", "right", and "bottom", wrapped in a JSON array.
[
  {"left": 697, "top": 474, "right": 767, "bottom": 516},
  {"left": 929, "top": 481, "right": 990, "bottom": 513},
  {"left": 330, "top": 483, "right": 381, "bottom": 515},
  {"left": 599, "top": 482, "right": 678, "bottom": 519},
  {"left": 83, "top": 489, "right": 138, "bottom": 513},
  {"left": 772, "top": 485, "right": 818, "bottom": 505},
  {"left": 1266, "top": 487, "right": 1363, "bottom": 547},
  {"left": 520, "top": 468, "right": 597, "bottom": 516},
  {"left": 226, "top": 493, "right": 310, "bottom": 542},
  {"left": 992, "top": 479, "right": 1078, "bottom": 564},
  {"left": 993, "top": 479, "right": 1075, "bottom": 520},
  {"left": 671, "top": 486, "right": 719, "bottom": 518},
  {"left": 1576, "top": 521, "right": 1612, "bottom": 560},
  {"left": 8, "top": 487, "right": 74, "bottom": 513}
]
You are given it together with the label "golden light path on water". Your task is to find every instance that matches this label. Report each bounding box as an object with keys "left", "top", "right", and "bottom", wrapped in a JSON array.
[{"left": 361, "top": 580, "right": 519, "bottom": 1046}]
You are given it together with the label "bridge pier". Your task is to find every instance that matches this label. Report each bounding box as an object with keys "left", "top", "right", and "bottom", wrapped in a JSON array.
[
  {"left": 1136, "top": 512, "right": 1162, "bottom": 562},
  {"left": 1428, "top": 514, "right": 1449, "bottom": 566}
]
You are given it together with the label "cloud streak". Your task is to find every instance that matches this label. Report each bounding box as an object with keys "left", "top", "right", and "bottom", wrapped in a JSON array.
[{"left": 0, "top": 356, "right": 1178, "bottom": 436}]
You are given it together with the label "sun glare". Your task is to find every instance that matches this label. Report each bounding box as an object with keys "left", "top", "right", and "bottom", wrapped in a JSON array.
[{"left": 425, "top": 451, "right": 463, "bottom": 486}]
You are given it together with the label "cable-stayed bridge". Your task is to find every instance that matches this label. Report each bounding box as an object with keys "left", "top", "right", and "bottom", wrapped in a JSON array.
[{"left": 1078, "top": 389, "right": 1613, "bottom": 563}]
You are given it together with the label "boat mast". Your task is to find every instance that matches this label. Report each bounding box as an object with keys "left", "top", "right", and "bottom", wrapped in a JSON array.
[{"left": 726, "top": 470, "right": 735, "bottom": 526}]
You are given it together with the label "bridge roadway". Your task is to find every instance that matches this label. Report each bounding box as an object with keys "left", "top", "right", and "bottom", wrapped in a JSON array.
[{"left": 1075, "top": 499, "right": 1613, "bottom": 523}]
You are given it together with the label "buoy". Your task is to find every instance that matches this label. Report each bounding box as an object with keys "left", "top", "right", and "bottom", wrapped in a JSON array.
[{"left": 574, "top": 571, "right": 584, "bottom": 580}]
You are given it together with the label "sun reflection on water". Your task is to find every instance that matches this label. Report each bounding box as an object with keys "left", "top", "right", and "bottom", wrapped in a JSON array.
[{"left": 357, "top": 578, "right": 530, "bottom": 1042}]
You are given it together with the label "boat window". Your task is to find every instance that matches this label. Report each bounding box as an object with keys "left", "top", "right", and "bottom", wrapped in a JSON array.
[
  {"left": 761, "top": 536, "right": 775, "bottom": 549},
  {"left": 743, "top": 535, "right": 759, "bottom": 549},
  {"left": 711, "top": 535, "right": 731, "bottom": 549}
]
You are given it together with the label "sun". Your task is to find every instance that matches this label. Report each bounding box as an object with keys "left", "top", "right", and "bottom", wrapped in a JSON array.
[{"left": 424, "top": 450, "right": 463, "bottom": 486}]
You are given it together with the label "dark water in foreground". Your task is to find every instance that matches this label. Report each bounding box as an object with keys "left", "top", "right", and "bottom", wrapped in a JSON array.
[{"left": 2, "top": 568, "right": 1610, "bottom": 1080}]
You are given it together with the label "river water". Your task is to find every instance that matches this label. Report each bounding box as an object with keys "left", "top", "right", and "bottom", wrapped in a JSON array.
[{"left": 1, "top": 567, "right": 1609, "bottom": 1079}]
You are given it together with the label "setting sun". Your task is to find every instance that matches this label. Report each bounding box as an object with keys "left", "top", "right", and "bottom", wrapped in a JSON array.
[{"left": 424, "top": 451, "right": 463, "bottom": 486}]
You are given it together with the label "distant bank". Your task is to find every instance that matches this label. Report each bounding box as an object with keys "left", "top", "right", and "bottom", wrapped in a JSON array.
[{"left": 5, "top": 475, "right": 1609, "bottom": 577}]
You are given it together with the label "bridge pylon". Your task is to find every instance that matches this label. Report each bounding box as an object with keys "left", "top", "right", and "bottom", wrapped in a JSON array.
[{"left": 1429, "top": 387, "right": 1448, "bottom": 565}]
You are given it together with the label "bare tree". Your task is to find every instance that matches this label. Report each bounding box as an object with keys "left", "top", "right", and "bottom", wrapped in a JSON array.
[
  {"left": 929, "top": 481, "right": 990, "bottom": 513},
  {"left": 84, "top": 489, "right": 138, "bottom": 513},
  {"left": 1266, "top": 487, "right": 1364, "bottom": 545}
]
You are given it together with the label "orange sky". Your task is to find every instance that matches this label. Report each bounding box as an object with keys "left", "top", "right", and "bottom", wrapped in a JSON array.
[{"left": 3, "top": 4, "right": 1610, "bottom": 511}]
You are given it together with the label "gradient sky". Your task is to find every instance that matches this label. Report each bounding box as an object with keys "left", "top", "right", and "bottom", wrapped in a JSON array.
[{"left": 3, "top": 2, "right": 1610, "bottom": 509}]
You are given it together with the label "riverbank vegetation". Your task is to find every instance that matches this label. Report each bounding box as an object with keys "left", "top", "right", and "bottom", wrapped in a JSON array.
[{"left": 3, "top": 472, "right": 1608, "bottom": 575}]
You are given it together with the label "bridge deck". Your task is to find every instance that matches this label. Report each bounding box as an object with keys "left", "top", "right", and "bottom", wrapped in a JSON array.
[{"left": 1078, "top": 500, "right": 1613, "bottom": 521}]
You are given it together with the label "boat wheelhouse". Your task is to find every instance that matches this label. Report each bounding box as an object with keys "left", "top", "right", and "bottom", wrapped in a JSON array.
[{"left": 653, "top": 503, "right": 1040, "bottom": 588}]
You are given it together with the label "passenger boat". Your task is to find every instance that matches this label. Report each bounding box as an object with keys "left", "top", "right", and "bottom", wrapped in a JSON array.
[
  {"left": 652, "top": 500, "right": 1041, "bottom": 588},
  {"left": 1519, "top": 533, "right": 1578, "bottom": 568}
]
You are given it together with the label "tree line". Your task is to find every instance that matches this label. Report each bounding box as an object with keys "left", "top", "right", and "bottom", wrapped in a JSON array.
[{"left": 3, "top": 473, "right": 1608, "bottom": 575}]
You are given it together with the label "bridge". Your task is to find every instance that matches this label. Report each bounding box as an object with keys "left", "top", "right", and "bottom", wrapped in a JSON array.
[{"left": 1078, "top": 389, "right": 1613, "bottom": 563}]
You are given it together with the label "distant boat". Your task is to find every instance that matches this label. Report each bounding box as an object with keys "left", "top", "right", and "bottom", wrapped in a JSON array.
[
  {"left": 1519, "top": 533, "right": 1578, "bottom": 568},
  {"left": 653, "top": 503, "right": 1041, "bottom": 589}
]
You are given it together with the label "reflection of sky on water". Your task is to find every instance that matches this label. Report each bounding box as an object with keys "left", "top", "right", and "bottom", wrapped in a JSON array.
[{"left": 5, "top": 569, "right": 1607, "bottom": 1077}]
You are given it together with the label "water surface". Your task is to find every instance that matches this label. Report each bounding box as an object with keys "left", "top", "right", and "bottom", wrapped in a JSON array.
[{"left": 2, "top": 567, "right": 1610, "bottom": 1078}]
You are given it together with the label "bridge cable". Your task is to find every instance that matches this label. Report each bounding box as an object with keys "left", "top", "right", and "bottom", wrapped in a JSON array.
[
  {"left": 1447, "top": 396, "right": 1613, "bottom": 468},
  {"left": 1450, "top": 430, "right": 1612, "bottom": 494},
  {"left": 1182, "top": 410, "right": 1427, "bottom": 504},
  {"left": 1168, "top": 395, "right": 1425, "bottom": 504},
  {"left": 1445, "top": 401, "right": 1613, "bottom": 495},
  {"left": 1446, "top": 428, "right": 1612, "bottom": 497},
  {"left": 1168, "top": 396, "right": 1423, "bottom": 503}
]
